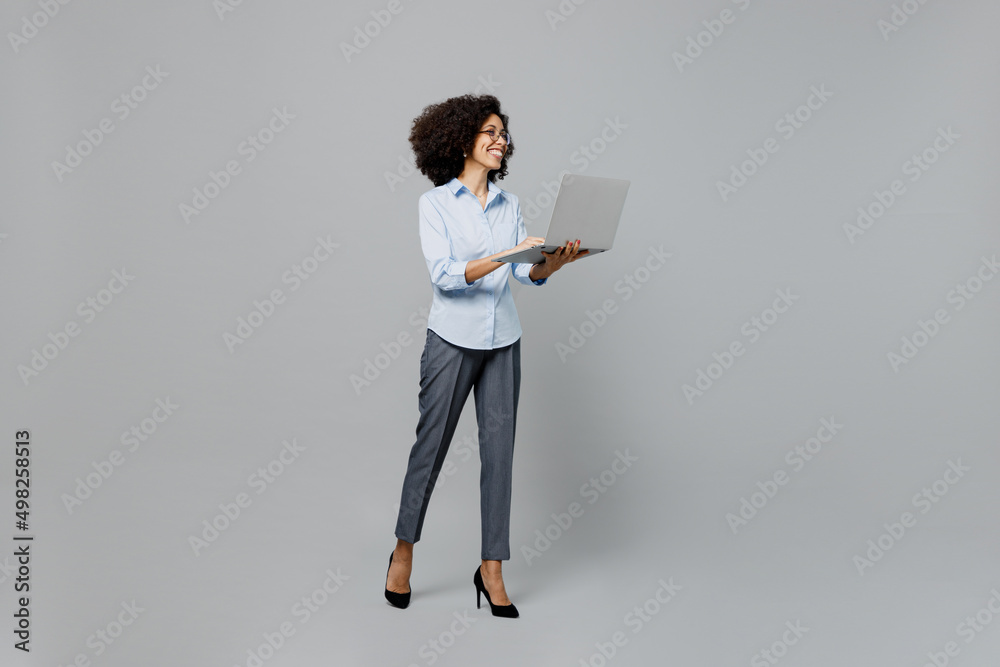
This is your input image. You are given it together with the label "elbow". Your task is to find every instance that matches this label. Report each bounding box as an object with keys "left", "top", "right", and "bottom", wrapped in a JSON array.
[
  {"left": 430, "top": 261, "right": 472, "bottom": 291},
  {"left": 435, "top": 279, "right": 471, "bottom": 292}
]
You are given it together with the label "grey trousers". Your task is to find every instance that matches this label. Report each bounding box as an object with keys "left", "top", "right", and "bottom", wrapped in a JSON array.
[{"left": 394, "top": 327, "right": 521, "bottom": 560}]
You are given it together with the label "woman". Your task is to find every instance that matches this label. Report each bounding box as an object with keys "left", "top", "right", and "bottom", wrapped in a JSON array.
[{"left": 384, "top": 94, "right": 586, "bottom": 617}]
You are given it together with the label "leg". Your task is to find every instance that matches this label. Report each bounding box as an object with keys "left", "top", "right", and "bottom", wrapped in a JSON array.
[
  {"left": 390, "top": 330, "right": 481, "bottom": 595},
  {"left": 395, "top": 329, "right": 482, "bottom": 544},
  {"left": 473, "top": 337, "right": 520, "bottom": 560},
  {"left": 473, "top": 338, "right": 520, "bottom": 605}
]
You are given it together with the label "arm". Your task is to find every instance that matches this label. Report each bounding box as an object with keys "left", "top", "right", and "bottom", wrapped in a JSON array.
[
  {"left": 465, "top": 252, "right": 536, "bottom": 284},
  {"left": 511, "top": 198, "right": 549, "bottom": 286},
  {"left": 419, "top": 195, "right": 472, "bottom": 291},
  {"left": 465, "top": 195, "right": 549, "bottom": 284}
]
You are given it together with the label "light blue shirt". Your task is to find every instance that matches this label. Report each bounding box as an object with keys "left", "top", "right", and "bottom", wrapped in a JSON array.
[{"left": 419, "top": 177, "right": 547, "bottom": 350}]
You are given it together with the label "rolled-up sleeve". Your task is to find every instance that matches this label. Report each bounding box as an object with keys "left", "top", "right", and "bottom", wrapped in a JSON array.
[
  {"left": 419, "top": 194, "right": 471, "bottom": 291},
  {"left": 511, "top": 197, "right": 547, "bottom": 286}
]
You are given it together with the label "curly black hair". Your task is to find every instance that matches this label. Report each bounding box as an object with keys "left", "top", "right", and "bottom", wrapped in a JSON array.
[{"left": 408, "top": 94, "right": 513, "bottom": 187}]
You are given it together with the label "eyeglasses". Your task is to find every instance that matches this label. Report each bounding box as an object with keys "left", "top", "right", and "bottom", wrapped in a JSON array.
[{"left": 479, "top": 128, "right": 511, "bottom": 145}]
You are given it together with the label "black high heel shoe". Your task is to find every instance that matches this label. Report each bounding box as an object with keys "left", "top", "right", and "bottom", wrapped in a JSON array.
[
  {"left": 474, "top": 565, "right": 519, "bottom": 618},
  {"left": 384, "top": 551, "right": 410, "bottom": 609}
]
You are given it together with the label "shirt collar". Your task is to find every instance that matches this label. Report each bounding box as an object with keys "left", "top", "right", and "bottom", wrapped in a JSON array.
[{"left": 446, "top": 177, "right": 504, "bottom": 200}]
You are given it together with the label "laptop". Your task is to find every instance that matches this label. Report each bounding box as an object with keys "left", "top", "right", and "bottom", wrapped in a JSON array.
[{"left": 493, "top": 173, "right": 630, "bottom": 265}]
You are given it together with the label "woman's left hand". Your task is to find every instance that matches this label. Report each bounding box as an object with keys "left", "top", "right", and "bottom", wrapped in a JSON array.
[{"left": 540, "top": 239, "right": 589, "bottom": 274}]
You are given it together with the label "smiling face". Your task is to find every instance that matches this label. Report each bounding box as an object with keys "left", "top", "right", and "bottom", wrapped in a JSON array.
[{"left": 466, "top": 113, "right": 509, "bottom": 173}]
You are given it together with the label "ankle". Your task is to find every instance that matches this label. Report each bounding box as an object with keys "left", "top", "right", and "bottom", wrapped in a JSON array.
[
  {"left": 393, "top": 543, "right": 413, "bottom": 562},
  {"left": 480, "top": 561, "right": 502, "bottom": 575}
]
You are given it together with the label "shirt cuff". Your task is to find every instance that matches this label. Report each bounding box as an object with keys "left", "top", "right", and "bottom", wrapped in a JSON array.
[
  {"left": 528, "top": 265, "right": 547, "bottom": 285},
  {"left": 515, "top": 261, "right": 546, "bottom": 286},
  {"left": 433, "top": 259, "right": 471, "bottom": 290}
]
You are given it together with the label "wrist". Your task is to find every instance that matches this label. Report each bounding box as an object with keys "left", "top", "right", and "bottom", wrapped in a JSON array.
[{"left": 530, "top": 264, "right": 552, "bottom": 281}]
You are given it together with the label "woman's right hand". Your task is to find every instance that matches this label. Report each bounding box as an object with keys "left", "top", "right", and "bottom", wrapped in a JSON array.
[{"left": 509, "top": 236, "right": 545, "bottom": 254}]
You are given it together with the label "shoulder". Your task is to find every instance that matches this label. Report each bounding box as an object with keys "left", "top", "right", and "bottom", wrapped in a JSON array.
[
  {"left": 421, "top": 178, "right": 464, "bottom": 206},
  {"left": 493, "top": 182, "right": 518, "bottom": 208},
  {"left": 420, "top": 182, "right": 451, "bottom": 203},
  {"left": 418, "top": 184, "right": 452, "bottom": 217}
]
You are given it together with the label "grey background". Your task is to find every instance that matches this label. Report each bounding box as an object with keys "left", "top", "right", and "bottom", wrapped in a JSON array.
[{"left": 2, "top": 0, "right": 999, "bottom": 665}]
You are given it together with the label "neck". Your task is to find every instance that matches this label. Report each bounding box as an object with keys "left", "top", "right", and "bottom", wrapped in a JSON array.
[{"left": 457, "top": 162, "right": 490, "bottom": 198}]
